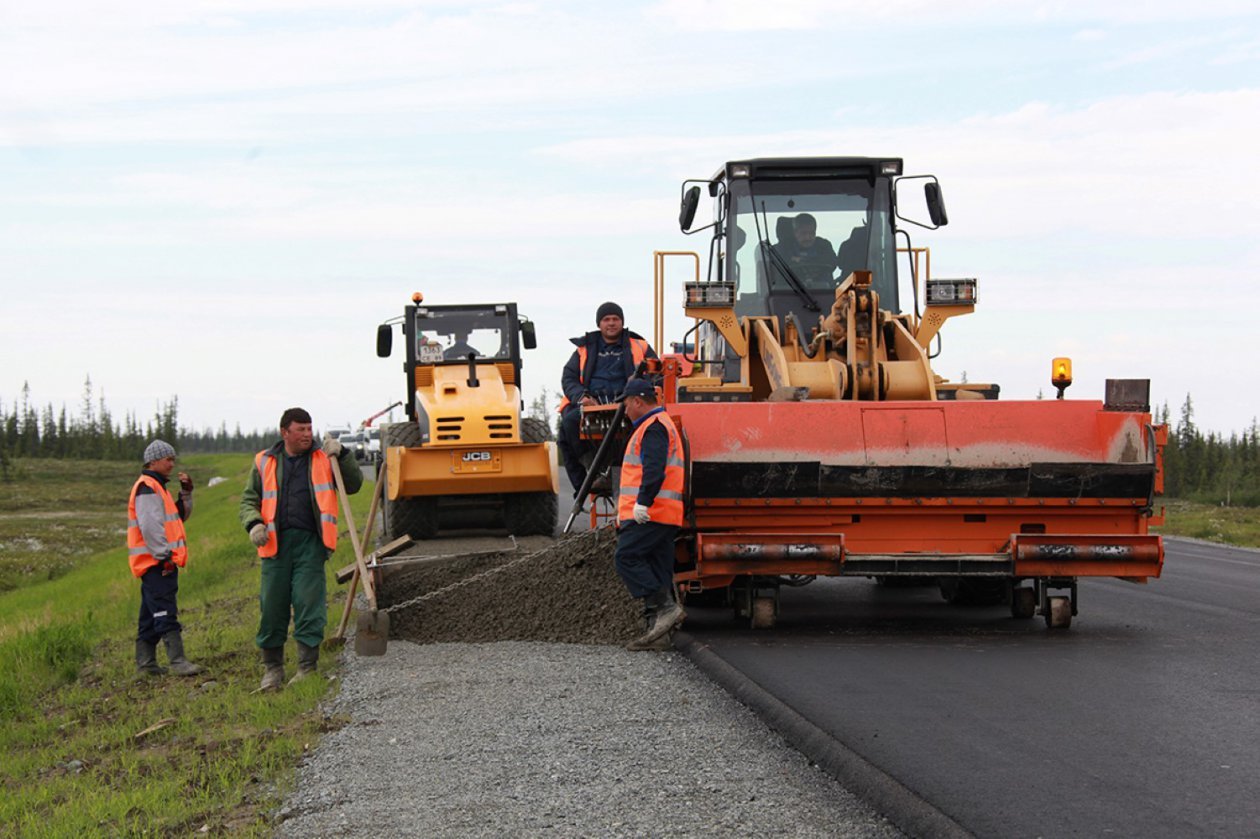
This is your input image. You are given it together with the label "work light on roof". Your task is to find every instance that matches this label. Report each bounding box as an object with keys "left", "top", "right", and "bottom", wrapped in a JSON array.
[
  {"left": 730, "top": 164, "right": 751, "bottom": 178},
  {"left": 881, "top": 160, "right": 902, "bottom": 175}
]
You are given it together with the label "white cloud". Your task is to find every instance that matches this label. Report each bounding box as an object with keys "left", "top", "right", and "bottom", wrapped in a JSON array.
[{"left": 647, "top": 0, "right": 1258, "bottom": 32}]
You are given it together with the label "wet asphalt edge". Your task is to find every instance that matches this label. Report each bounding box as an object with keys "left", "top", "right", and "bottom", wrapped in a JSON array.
[{"left": 673, "top": 630, "right": 973, "bottom": 839}]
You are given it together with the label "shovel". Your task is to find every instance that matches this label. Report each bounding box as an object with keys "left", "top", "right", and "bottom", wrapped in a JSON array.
[
  {"left": 327, "top": 452, "right": 390, "bottom": 656},
  {"left": 326, "top": 462, "right": 387, "bottom": 651}
]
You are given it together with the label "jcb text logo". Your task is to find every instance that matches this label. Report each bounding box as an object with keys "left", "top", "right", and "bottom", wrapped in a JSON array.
[{"left": 462, "top": 451, "right": 493, "bottom": 462}]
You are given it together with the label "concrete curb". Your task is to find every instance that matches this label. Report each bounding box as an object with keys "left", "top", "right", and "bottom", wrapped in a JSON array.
[{"left": 674, "top": 631, "right": 972, "bottom": 839}]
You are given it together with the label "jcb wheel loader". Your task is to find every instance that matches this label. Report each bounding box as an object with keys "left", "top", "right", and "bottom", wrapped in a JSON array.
[{"left": 376, "top": 294, "right": 559, "bottom": 539}]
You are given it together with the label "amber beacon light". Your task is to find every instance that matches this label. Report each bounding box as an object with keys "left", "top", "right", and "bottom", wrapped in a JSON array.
[{"left": 1051, "top": 357, "right": 1073, "bottom": 399}]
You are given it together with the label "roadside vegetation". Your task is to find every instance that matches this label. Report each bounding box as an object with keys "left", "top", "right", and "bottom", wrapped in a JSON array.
[
  {"left": 1153, "top": 499, "right": 1260, "bottom": 549},
  {"left": 0, "top": 453, "right": 372, "bottom": 837}
]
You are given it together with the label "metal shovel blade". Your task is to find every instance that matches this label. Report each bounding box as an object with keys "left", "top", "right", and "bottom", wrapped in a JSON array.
[{"left": 355, "top": 609, "right": 390, "bottom": 656}]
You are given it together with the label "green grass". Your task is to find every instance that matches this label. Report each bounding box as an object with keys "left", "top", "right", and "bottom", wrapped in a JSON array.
[
  {"left": 0, "top": 459, "right": 141, "bottom": 592},
  {"left": 0, "top": 455, "right": 372, "bottom": 837},
  {"left": 1154, "top": 498, "right": 1260, "bottom": 548}
]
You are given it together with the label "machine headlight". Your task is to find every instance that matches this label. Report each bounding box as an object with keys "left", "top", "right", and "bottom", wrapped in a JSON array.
[
  {"left": 926, "top": 279, "right": 977, "bottom": 306},
  {"left": 684, "top": 281, "right": 736, "bottom": 307}
]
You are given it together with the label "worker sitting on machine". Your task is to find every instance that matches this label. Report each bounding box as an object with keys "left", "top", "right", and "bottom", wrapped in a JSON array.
[{"left": 557, "top": 301, "right": 657, "bottom": 498}]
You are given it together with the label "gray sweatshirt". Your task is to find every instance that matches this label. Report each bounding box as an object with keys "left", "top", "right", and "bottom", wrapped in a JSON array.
[{"left": 134, "top": 469, "right": 193, "bottom": 560}]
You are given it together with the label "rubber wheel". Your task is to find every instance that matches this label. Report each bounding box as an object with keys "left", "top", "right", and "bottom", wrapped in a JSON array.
[
  {"left": 1045, "top": 595, "right": 1073, "bottom": 629},
  {"left": 520, "top": 415, "right": 554, "bottom": 443},
  {"left": 1011, "top": 586, "right": 1037, "bottom": 620},
  {"left": 503, "top": 492, "right": 557, "bottom": 536},
  {"left": 502, "top": 417, "right": 558, "bottom": 536},
  {"left": 380, "top": 422, "right": 439, "bottom": 541},
  {"left": 750, "top": 596, "right": 777, "bottom": 629}
]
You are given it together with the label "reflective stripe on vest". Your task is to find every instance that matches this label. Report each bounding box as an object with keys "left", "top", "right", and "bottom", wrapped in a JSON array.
[
  {"left": 253, "top": 449, "right": 340, "bottom": 557},
  {"left": 126, "top": 475, "right": 188, "bottom": 578},
  {"left": 557, "top": 337, "right": 651, "bottom": 412},
  {"left": 618, "top": 410, "right": 685, "bottom": 526}
]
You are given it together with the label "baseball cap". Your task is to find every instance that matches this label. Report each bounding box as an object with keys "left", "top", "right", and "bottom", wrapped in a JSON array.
[{"left": 616, "top": 379, "right": 656, "bottom": 402}]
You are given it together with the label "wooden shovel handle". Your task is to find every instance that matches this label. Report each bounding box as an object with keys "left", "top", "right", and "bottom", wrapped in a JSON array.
[{"left": 327, "top": 453, "right": 377, "bottom": 609}]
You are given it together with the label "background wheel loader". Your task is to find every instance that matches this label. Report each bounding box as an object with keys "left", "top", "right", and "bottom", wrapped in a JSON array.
[{"left": 375, "top": 294, "right": 559, "bottom": 539}]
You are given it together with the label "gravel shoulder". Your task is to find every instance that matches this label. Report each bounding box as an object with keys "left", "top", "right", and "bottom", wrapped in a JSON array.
[{"left": 275, "top": 640, "right": 903, "bottom": 838}]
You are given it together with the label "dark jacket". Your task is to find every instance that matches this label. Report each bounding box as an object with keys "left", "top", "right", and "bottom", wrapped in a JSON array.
[{"left": 561, "top": 329, "right": 657, "bottom": 407}]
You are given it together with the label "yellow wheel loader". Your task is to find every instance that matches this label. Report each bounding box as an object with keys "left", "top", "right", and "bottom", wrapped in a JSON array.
[{"left": 375, "top": 294, "right": 559, "bottom": 539}]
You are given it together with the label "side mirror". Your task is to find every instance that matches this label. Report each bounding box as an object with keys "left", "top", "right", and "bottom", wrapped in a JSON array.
[
  {"left": 520, "top": 319, "right": 537, "bottom": 350},
  {"left": 925, "top": 182, "right": 949, "bottom": 227},
  {"left": 376, "top": 324, "right": 393, "bottom": 358},
  {"left": 679, "top": 185, "right": 701, "bottom": 232}
]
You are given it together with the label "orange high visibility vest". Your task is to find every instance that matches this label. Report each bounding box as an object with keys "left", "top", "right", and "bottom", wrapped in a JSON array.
[
  {"left": 126, "top": 475, "right": 188, "bottom": 578},
  {"left": 253, "top": 449, "right": 339, "bottom": 557},
  {"left": 558, "top": 337, "right": 651, "bottom": 412},
  {"left": 618, "top": 409, "right": 685, "bottom": 526}
]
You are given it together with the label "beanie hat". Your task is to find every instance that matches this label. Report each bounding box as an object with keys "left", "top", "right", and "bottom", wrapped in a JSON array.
[
  {"left": 143, "top": 439, "right": 176, "bottom": 464},
  {"left": 595, "top": 301, "right": 624, "bottom": 324}
]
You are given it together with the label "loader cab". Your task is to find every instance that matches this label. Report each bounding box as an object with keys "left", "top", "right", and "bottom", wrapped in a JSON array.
[
  {"left": 380, "top": 302, "right": 536, "bottom": 423},
  {"left": 714, "top": 158, "right": 903, "bottom": 321}
]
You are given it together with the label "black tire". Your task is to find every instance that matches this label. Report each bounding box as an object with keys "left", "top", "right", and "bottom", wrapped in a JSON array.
[
  {"left": 502, "top": 416, "right": 559, "bottom": 536},
  {"left": 380, "top": 422, "right": 439, "bottom": 541},
  {"left": 503, "top": 492, "right": 556, "bottom": 536},
  {"left": 1011, "top": 585, "right": 1037, "bottom": 619},
  {"left": 520, "top": 415, "right": 555, "bottom": 443}
]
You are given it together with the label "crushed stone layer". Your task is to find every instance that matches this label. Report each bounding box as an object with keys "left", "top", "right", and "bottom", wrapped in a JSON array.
[
  {"left": 376, "top": 528, "right": 644, "bottom": 645},
  {"left": 275, "top": 641, "right": 903, "bottom": 839}
]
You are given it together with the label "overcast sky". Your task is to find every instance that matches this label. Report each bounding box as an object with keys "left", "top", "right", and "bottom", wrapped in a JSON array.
[{"left": 2, "top": 1, "right": 1258, "bottom": 437}]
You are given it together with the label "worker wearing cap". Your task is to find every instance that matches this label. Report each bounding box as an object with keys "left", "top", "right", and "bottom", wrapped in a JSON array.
[
  {"left": 240, "top": 407, "right": 363, "bottom": 691},
  {"left": 126, "top": 439, "right": 205, "bottom": 677},
  {"left": 614, "top": 379, "right": 686, "bottom": 650},
  {"left": 558, "top": 301, "right": 657, "bottom": 496}
]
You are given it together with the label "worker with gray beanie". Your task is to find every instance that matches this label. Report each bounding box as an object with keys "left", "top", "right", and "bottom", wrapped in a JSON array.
[
  {"left": 125, "top": 439, "right": 205, "bottom": 677},
  {"left": 557, "top": 301, "right": 658, "bottom": 498}
]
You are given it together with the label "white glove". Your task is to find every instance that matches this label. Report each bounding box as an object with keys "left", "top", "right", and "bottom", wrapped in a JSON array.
[
  {"left": 322, "top": 433, "right": 343, "bottom": 457},
  {"left": 633, "top": 503, "right": 651, "bottom": 525},
  {"left": 249, "top": 523, "right": 269, "bottom": 548}
]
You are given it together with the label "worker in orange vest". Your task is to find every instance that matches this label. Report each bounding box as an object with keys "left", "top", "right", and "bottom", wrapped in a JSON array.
[
  {"left": 240, "top": 407, "right": 362, "bottom": 691},
  {"left": 613, "top": 379, "right": 686, "bottom": 650},
  {"left": 126, "top": 439, "right": 204, "bottom": 677},
  {"left": 558, "top": 301, "right": 657, "bottom": 498}
]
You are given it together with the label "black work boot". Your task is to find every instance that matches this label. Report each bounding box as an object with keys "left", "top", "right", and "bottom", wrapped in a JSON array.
[
  {"left": 629, "top": 586, "right": 684, "bottom": 648},
  {"left": 258, "top": 646, "right": 285, "bottom": 692},
  {"left": 162, "top": 631, "right": 205, "bottom": 676},
  {"left": 288, "top": 642, "right": 320, "bottom": 685},
  {"left": 626, "top": 600, "right": 672, "bottom": 651},
  {"left": 135, "top": 639, "right": 168, "bottom": 676}
]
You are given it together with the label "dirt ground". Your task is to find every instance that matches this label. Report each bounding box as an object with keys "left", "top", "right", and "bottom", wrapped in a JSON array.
[{"left": 373, "top": 526, "right": 644, "bottom": 645}]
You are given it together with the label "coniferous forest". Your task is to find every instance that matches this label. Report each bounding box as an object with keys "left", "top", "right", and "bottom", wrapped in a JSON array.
[{"left": 1, "top": 382, "right": 1257, "bottom": 504}]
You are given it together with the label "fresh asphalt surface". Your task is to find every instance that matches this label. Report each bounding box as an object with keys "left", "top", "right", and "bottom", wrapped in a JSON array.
[{"left": 679, "top": 537, "right": 1260, "bottom": 838}]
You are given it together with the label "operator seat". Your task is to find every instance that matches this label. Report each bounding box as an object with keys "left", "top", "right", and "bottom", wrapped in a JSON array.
[{"left": 835, "top": 222, "right": 869, "bottom": 280}]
